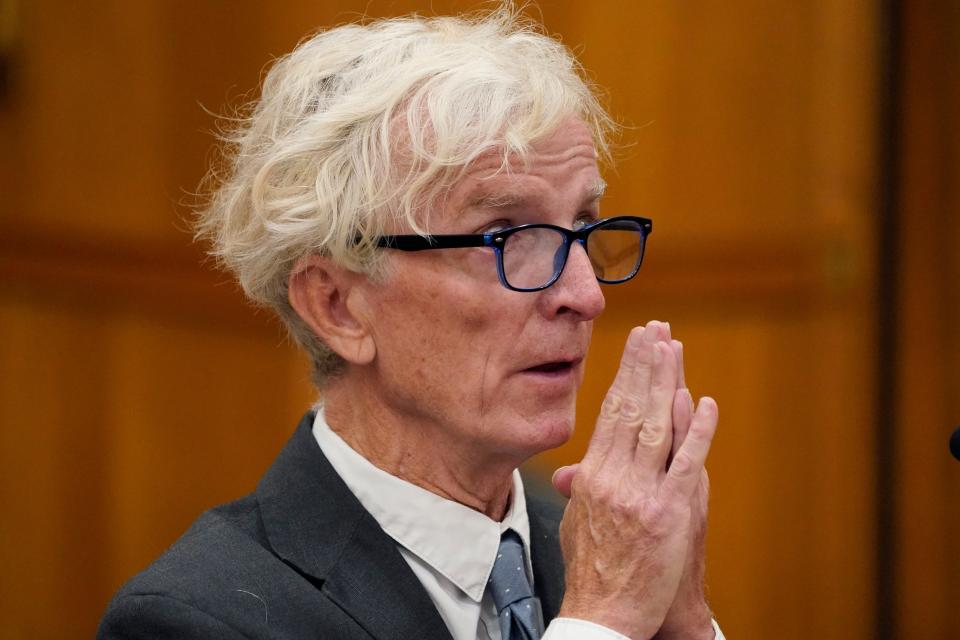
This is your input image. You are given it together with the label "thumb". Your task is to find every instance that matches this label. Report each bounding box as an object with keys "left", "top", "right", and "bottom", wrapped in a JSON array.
[{"left": 551, "top": 463, "right": 580, "bottom": 499}]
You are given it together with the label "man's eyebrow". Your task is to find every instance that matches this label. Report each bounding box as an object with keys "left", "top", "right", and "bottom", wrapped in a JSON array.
[
  {"left": 587, "top": 179, "right": 607, "bottom": 202},
  {"left": 466, "top": 191, "right": 528, "bottom": 209},
  {"left": 466, "top": 179, "right": 607, "bottom": 209}
]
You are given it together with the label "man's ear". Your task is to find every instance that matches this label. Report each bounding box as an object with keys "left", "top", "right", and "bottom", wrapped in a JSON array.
[{"left": 287, "top": 255, "right": 376, "bottom": 366}]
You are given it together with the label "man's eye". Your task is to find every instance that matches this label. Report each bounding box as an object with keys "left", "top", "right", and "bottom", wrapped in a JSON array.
[
  {"left": 573, "top": 215, "right": 598, "bottom": 230},
  {"left": 479, "top": 219, "right": 512, "bottom": 234}
]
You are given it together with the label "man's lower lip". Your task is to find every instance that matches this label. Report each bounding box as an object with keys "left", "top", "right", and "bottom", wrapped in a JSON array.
[{"left": 519, "top": 366, "right": 577, "bottom": 381}]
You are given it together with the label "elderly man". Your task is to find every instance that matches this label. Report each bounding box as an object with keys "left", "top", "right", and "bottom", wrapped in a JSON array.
[{"left": 99, "top": 8, "right": 722, "bottom": 640}]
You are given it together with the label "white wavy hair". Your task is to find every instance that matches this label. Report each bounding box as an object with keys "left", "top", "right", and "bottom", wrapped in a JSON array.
[{"left": 196, "top": 4, "right": 615, "bottom": 387}]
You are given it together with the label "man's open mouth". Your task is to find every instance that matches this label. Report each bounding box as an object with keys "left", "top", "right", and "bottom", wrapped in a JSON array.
[{"left": 525, "top": 360, "right": 576, "bottom": 374}]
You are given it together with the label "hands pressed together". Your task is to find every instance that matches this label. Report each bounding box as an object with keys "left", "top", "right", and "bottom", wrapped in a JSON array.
[{"left": 552, "top": 321, "right": 718, "bottom": 640}]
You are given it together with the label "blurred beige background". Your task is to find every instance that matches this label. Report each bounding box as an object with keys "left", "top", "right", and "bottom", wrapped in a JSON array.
[{"left": 0, "top": 1, "right": 958, "bottom": 638}]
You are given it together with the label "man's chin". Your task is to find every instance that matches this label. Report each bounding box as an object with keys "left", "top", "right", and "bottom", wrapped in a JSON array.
[{"left": 518, "top": 412, "right": 576, "bottom": 458}]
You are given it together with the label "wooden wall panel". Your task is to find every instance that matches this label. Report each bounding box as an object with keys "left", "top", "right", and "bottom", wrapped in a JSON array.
[
  {"left": 0, "top": 300, "right": 114, "bottom": 638},
  {"left": 0, "top": 1, "right": 884, "bottom": 638},
  {"left": 13, "top": 2, "right": 171, "bottom": 241},
  {"left": 894, "top": 1, "right": 960, "bottom": 637}
]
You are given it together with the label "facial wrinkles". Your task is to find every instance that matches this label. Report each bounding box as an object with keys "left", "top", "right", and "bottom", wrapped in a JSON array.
[
  {"left": 487, "top": 154, "right": 595, "bottom": 198},
  {"left": 478, "top": 348, "right": 492, "bottom": 418},
  {"left": 331, "top": 380, "right": 512, "bottom": 517},
  {"left": 462, "top": 176, "right": 603, "bottom": 227},
  {"left": 347, "top": 328, "right": 523, "bottom": 514},
  {"left": 447, "top": 144, "right": 599, "bottom": 231},
  {"left": 371, "top": 267, "right": 491, "bottom": 429},
  {"left": 408, "top": 449, "right": 514, "bottom": 518}
]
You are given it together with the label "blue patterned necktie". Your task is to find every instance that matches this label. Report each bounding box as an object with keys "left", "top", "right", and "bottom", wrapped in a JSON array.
[{"left": 488, "top": 530, "right": 544, "bottom": 640}]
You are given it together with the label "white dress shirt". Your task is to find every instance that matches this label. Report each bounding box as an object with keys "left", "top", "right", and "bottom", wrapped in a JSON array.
[{"left": 312, "top": 408, "right": 723, "bottom": 640}]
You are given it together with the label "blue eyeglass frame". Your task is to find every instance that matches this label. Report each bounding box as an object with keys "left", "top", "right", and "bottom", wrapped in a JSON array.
[{"left": 375, "top": 215, "right": 653, "bottom": 292}]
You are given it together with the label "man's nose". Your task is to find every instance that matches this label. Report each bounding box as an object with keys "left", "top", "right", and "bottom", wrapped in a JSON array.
[{"left": 540, "top": 241, "right": 606, "bottom": 320}]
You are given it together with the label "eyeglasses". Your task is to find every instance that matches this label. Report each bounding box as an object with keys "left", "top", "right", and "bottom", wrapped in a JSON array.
[{"left": 376, "top": 215, "right": 652, "bottom": 292}]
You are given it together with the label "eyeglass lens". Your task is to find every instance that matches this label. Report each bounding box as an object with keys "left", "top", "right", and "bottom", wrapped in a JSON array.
[
  {"left": 587, "top": 222, "right": 645, "bottom": 282},
  {"left": 500, "top": 221, "right": 645, "bottom": 290}
]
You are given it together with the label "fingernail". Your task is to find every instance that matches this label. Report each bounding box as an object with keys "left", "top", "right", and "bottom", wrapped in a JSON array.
[{"left": 643, "top": 322, "right": 658, "bottom": 343}]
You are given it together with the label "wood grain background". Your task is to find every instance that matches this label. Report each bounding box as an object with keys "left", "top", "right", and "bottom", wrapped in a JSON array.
[{"left": 0, "top": 2, "right": 956, "bottom": 638}]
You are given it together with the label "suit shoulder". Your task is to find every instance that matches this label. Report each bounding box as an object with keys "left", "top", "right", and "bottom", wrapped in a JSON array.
[
  {"left": 142, "top": 495, "right": 270, "bottom": 581},
  {"left": 98, "top": 592, "right": 251, "bottom": 639},
  {"left": 102, "top": 494, "right": 286, "bottom": 630},
  {"left": 100, "top": 492, "right": 372, "bottom": 639}
]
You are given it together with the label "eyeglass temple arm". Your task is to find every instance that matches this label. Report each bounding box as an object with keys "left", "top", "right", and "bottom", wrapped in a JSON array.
[
  {"left": 376, "top": 234, "right": 493, "bottom": 251},
  {"left": 377, "top": 218, "right": 651, "bottom": 251}
]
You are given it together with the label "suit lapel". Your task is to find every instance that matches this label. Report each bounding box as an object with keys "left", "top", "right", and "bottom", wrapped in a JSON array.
[
  {"left": 527, "top": 494, "right": 567, "bottom": 623},
  {"left": 256, "top": 414, "right": 452, "bottom": 640},
  {"left": 322, "top": 517, "right": 454, "bottom": 640}
]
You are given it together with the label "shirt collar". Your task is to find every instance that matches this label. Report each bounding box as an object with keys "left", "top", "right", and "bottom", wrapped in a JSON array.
[{"left": 311, "top": 406, "right": 532, "bottom": 602}]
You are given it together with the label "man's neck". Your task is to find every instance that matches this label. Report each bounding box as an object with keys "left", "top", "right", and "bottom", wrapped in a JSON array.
[{"left": 322, "top": 381, "right": 516, "bottom": 520}]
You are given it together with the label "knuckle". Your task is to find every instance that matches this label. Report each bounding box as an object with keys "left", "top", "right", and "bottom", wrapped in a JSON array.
[
  {"left": 599, "top": 392, "right": 623, "bottom": 420},
  {"left": 636, "top": 419, "right": 665, "bottom": 446},
  {"left": 645, "top": 500, "right": 668, "bottom": 524},
  {"left": 568, "top": 473, "right": 588, "bottom": 496},
  {"left": 669, "top": 451, "right": 695, "bottom": 476},
  {"left": 640, "top": 501, "right": 674, "bottom": 537},
  {"left": 610, "top": 494, "right": 637, "bottom": 518},
  {"left": 571, "top": 464, "right": 599, "bottom": 492},
  {"left": 575, "top": 459, "right": 598, "bottom": 480},
  {"left": 618, "top": 398, "right": 644, "bottom": 425},
  {"left": 584, "top": 477, "right": 614, "bottom": 503}
]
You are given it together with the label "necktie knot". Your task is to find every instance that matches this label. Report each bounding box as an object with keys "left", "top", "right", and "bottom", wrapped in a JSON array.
[{"left": 488, "top": 530, "right": 543, "bottom": 640}]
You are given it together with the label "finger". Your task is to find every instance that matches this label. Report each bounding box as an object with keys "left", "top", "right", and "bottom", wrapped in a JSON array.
[
  {"left": 632, "top": 341, "right": 679, "bottom": 481},
  {"left": 585, "top": 321, "right": 664, "bottom": 466},
  {"left": 669, "top": 340, "right": 693, "bottom": 462},
  {"left": 582, "top": 325, "right": 645, "bottom": 464},
  {"left": 659, "top": 321, "right": 673, "bottom": 342},
  {"left": 605, "top": 322, "right": 664, "bottom": 465},
  {"left": 664, "top": 397, "right": 718, "bottom": 500},
  {"left": 670, "top": 387, "right": 694, "bottom": 464},
  {"left": 551, "top": 464, "right": 579, "bottom": 499},
  {"left": 671, "top": 339, "right": 687, "bottom": 390}
]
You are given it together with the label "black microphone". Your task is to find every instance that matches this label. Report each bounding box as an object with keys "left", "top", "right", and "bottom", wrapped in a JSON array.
[{"left": 950, "top": 427, "right": 960, "bottom": 461}]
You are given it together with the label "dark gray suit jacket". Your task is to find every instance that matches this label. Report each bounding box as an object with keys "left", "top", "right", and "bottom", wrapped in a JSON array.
[{"left": 98, "top": 413, "right": 567, "bottom": 639}]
